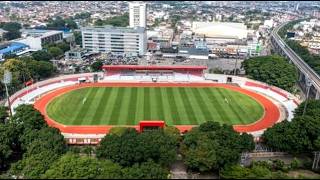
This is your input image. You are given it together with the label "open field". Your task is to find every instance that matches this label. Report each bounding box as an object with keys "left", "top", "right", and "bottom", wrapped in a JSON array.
[{"left": 46, "top": 86, "right": 264, "bottom": 126}]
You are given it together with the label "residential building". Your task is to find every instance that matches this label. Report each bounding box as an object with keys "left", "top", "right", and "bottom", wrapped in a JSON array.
[
  {"left": 129, "top": 1, "right": 147, "bottom": 28},
  {"left": 81, "top": 26, "right": 147, "bottom": 56}
]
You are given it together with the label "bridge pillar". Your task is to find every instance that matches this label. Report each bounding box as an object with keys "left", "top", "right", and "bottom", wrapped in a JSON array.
[
  {"left": 299, "top": 71, "right": 305, "bottom": 82},
  {"left": 316, "top": 91, "right": 320, "bottom": 100}
]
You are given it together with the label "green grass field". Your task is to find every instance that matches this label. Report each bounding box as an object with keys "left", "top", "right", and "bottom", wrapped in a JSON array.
[{"left": 46, "top": 87, "right": 264, "bottom": 126}]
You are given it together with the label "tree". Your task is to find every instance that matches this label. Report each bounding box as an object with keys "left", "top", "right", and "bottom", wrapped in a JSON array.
[
  {"left": 109, "top": 127, "right": 136, "bottom": 136},
  {"left": 122, "top": 160, "right": 170, "bottom": 179},
  {"left": 220, "top": 164, "right": 289, "bottom": 179},
  {"left": 65, "top": 19, "right": 78, "bottom": 29},
  {"left": 181, "top": 121, "right": 255, "bottom": 172},
  {"left": 262, "top": 116, "right": 320, "bottom": 154},
  {"left": 9, "top": 150, "right": 59, "bottom": 179},
  {"left": 90, "top": 61, "right": 103, "bottom": 72},
  {"left": 96, "top": 129, "right": 177, "bottom": 167},
  {"left": 73, "top": 12, "right": 91, "bottom": 20},
  {"left": 262, "top": 100, "right": 320, "bottom": 154},
  {"left": 73, "top": 31, "right": 82, "bottom": 46},
  {"left": 0, "top": 123, "right": 17, "bottom": 170},
  {"left": 238, "top": 133, "right": 256, "bottom": 152},
  {"left": 262, "top": 119, "right": 303, "bottom": 154},
  {"left": 25, "top": 59, "right": 56, "bottom": 79},
  {"left": 0, "top": 58, "right": 32, "bottom": 87},
  {"left": 48, "top": 47, "right": 63, "bottom": 58},
  {"left": 1, "top": 22, "right": 21, "bottom": 32},
  {"left": 220, "top": 164, "right": 251, "bottom": 179},
  {"left": 1, "top": 22, "right": 22, "bottom": 40},
  {"left": 23, "top": 127, "right": 67, "bottom": 157},
  {"left": 8, "top": 57, "right": 56, "bottom": 81},
  {"left": 56, "top": 42, "right": 70, "bottom": 52},
  {"left": 3, "top": 31, "right": 21, "bottom": 40},
  {"left": 46, "top": 16, "right": 78, "bottom": 30},
  {"left": 32, "top": 50, "right": 53, "bottom": 61},
  {"left": 94, "top": 19, "right": 104, "bottom": 26},
  {"left": 94, "top": 13, "right": 129, "bottom": 27},
  {"left": 0, "top": 106, "right": 8, "bottom": 124},
  {"left": 0, "top": 58, "right": 55, "bottom": 98},
  {"left": 163, "top": 126, "right": 182, "bottom": 145},
  {"left": 293, "top": 100, "right": 320, "bottom": 119},
  {"left": 42, "top": 153, "right": 122, "bottom": 179},
  {"left": 11, "top": 104, "right": 47, "bottom": 133},
  {"left": 242, "top": 55, "right": 298, "bottom": 93}
]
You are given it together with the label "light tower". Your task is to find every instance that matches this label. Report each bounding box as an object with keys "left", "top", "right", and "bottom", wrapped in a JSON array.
[{"left": 2, "top": 70, "right": 12, "bottom": 117}]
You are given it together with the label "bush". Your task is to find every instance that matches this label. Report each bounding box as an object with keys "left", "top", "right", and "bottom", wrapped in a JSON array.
[
  {"left": 109, "top": 127, "right": 135, "bottom": 136},
  {"left": 290, "top": 158, "right": 301, "bottom": 170},
  {"left": 272, "top": 159, "right": 285, "bottom": 171}
]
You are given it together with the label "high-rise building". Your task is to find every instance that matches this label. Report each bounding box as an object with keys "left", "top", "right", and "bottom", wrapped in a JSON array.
[
  {"left": 81, "top": 26, "right": 147, "bottom": 56},
  {"left": 129, "top": 1, "right": 147, "bottom": 28}
]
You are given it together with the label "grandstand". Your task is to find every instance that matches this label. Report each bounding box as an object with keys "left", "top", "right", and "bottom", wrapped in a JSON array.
[{"left": 102, "top": 65, "right": 207, "bottom": 82}]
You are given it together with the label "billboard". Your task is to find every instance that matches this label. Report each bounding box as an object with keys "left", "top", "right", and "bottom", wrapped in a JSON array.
[{"left": 287, "top": 32, "right": 295, "bottom": 38}]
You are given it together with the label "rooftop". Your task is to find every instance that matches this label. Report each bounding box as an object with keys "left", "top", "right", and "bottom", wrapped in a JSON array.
[
  {"left": 81, "top": 26, "right": 145, "bottom": 33},
  {"left": 0, "top": 42, "right": 29, "bottom": 55},
  {"left": 21, "top": 29, "right": 63, "bottom": 39}
]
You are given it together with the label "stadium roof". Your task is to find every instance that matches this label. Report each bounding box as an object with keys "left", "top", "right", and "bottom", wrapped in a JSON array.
[
  {"left": 192, "top": 22, "right": 248, "bottom": 39},
  {"left": 102, "top": 65, "right": 207, "bottom": 70},
  {"left": 0, "top": 42, "right": 29, "bottom": 55}
]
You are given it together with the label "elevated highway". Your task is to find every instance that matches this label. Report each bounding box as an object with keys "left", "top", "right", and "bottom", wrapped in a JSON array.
[{"left": 271, "top": 21, "right": 320, "bottom": 99}]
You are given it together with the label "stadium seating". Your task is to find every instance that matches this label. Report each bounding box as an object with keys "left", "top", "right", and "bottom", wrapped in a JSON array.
[
  {"left": 243, "top": 81, "right": 297, "bottom": 122},
  {"left": 11, "top": 81, "right": 77, "bottom": 113}
]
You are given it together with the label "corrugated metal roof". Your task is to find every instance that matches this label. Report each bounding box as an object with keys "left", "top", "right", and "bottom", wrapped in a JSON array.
[{"left": 0, "top": 42, "right": 29, "bottom": 55}]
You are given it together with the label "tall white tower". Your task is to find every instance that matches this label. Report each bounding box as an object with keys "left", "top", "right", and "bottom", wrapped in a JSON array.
[{"left": 129, "top": 1, "right": 146, "bottom": 28}]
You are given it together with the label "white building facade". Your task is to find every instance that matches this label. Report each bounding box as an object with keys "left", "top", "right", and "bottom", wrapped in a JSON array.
[
  {"left": 14, "top": 30, "right": 63, "bottom": 51},
  {"left": 129, "top": 2, "right": 147, "bottom": 28},
  {"left": 81, "top": 26, "right": 147, "bottom": 56}
]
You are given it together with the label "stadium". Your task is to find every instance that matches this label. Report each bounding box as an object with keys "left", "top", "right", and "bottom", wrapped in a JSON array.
[{"left": 9, "top": 65, "right": 300, "bottom": 144}]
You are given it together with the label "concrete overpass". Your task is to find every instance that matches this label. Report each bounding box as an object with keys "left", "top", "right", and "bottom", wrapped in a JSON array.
[{"left": 271, "top": 21, "right": 320, "bottom": 99}]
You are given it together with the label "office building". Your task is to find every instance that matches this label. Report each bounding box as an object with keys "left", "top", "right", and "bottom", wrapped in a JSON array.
[
  {"left": 129, "top": 1, "right": 147, "bottom": 28},
  {"left": 81, "top": 25, "right": 147, "bottom": 56}
]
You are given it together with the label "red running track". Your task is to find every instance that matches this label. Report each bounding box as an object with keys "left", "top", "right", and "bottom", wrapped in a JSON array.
[{"left": 33, "top": 82, "right": 280, "bottom": 134}]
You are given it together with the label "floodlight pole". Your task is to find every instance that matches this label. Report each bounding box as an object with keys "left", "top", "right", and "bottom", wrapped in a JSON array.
[
  {"left": 302, "top": 77, "right": 312, "bottom": 116},
  {"left": 234, "top": 46, "right": 239, "bottom": 76},
  {"left": 4, "top": 83, "right": 12, "bottom": 117}
]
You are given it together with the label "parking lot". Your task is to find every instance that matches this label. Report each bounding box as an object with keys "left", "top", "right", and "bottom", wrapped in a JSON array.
[{"left": 57, "top": 51, "right": 245, "bottom": 75}]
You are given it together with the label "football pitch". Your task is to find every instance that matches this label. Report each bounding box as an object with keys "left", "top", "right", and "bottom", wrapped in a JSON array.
[{"left": 46, "top": 87, "right": 264, "bottom": 126}]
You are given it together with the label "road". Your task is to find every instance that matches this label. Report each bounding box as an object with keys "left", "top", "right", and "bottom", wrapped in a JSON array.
[{"left": 271, "top": 21, "right": 320, "bottom": 92}]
